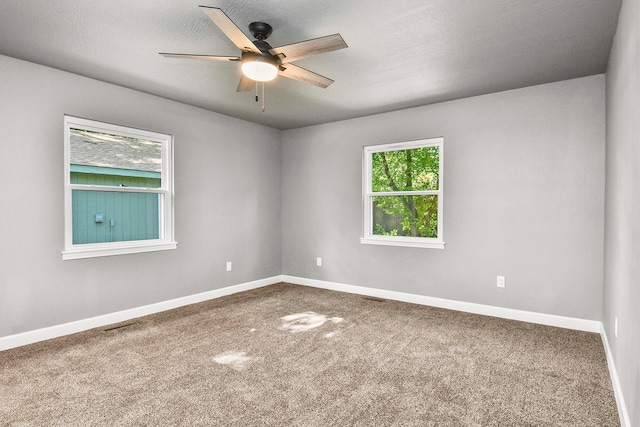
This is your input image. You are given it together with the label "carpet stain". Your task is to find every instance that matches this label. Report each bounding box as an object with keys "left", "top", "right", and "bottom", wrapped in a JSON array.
[
  {"left": 213, "top": 351, "right": 258, "bottom": 371},
  {"left": 279, "top": 312, "right": 344, "bottom": 333},
  {"left": 324, "top": 330, "right": 342, "bottom": 339}
]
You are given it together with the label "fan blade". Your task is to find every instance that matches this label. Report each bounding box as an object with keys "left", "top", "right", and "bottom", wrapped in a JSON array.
[
  {"left": 199, "top": 6, "right": 261, "bottom": 54},
  {"left": 269, "top": 34, "right": 347, "bottom": 64},
  {"left": 236, "top": 74, "right": 254, "bottom": 92},
  {"left": 279, "top": 63, "right": 334, "bottom": 88},
  {"left": 160, "top": 53, "right": 240, "bottom": 61}
]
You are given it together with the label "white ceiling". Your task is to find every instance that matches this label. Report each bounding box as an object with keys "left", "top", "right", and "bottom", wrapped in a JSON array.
[{"left": 0, "top": 0, "right": 621, "bottom": 130}]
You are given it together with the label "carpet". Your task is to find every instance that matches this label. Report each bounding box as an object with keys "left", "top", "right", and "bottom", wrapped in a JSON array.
[{"left": 0, "top": 282, "right": 619, "bottom": 426}]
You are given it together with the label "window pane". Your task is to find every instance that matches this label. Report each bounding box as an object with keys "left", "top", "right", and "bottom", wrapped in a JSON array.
[
  {"left": 372, "top": 195, "right": 438, "bottom": 238},
  {"left": 371, "top": 146, "right": 439, "bottom": 192},
  {"left": 70, "top": 128, "right": 161, "bottom": 188},
  {"left": 72, "top": 190, "right": 160, "bottom": 244}
]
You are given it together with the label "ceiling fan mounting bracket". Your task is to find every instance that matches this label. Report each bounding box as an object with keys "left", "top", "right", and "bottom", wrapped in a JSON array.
[{"left": 249, "top": 22, "right": 273, "bottom": 41}]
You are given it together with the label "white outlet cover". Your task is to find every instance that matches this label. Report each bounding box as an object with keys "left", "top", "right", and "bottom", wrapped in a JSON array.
[
  {"left": 226, "top": 261, "right": 232, "bottom": 272},
  {"left": 497, "top": 276, "right": 506, "bottom": 288},
  {"left": 316, "top": 257, "right": 322, "bottom": 267}
]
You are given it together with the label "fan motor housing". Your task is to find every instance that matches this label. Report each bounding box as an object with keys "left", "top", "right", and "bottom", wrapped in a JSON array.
[
  {"left": 252, "top": 39, "right": 275, "bottom": 55},
  {"left": 241, "top": 51, "right": 278, "bottom": 68}
]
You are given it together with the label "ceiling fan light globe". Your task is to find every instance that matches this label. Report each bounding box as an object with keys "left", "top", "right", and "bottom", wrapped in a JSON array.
[{"left": 241, "top": 58, "right": 278, "bottom": 82}]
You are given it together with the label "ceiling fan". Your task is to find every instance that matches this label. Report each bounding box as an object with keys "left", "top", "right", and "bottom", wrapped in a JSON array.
[{"left": 160, "top": 6, "right": 348, "bottom": 92}]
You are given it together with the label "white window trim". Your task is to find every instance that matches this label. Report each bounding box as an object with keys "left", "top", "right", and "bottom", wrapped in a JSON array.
[
  {"left": 62, "top": 116, "right": 177, "bottom": 260},
  {"left": 361, "top": 137, "right": 445, "bottom": 249}
]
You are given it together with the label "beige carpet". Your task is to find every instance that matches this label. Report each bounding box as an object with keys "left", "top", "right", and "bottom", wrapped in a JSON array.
[{"left": 0, "top": 283, "right": 619, "bottom": 426}]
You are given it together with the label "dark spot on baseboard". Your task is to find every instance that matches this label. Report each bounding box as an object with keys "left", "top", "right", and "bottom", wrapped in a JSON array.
[
  {"left": 104, "top": 322, "right": 138, "bottom": 332},
  {"left": 362, "top": 296, "right": 385, "bottom": 302}
]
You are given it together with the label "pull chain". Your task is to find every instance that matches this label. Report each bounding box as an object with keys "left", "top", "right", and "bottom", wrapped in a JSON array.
[{"left": 254, "top": 81, "right": 266, "bottom": 113}]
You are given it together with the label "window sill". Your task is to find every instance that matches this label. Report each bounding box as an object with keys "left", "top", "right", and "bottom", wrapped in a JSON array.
[
  {"left": 62, "top": 240, "right": 178, "bottom": 260},
  {"left": 360, "top": 237, "right": 445, "bottom": 249}
]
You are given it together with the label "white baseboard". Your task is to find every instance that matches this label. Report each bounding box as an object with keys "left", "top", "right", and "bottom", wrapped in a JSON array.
[
  {"left": 1, "top": 275, "right": 601, "bottom": 351},
  {"left": 0, "top": 276, "right": 281, "bottom": 352},
  {"left": 283, "top": 275, "right": 601, "bottom": 333},
  {"left": 600, "top": 325, "right": 631, "bottom": 427}
]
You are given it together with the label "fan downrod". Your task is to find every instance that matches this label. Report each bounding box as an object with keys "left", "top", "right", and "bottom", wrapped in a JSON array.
[{"left": 249, "top": 22, "right": 273, "bottom": 41}]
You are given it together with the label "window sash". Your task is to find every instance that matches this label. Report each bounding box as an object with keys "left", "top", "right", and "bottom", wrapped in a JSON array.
[
  {"left": 63, "top": 116, "right": 176, "bottom": 260},
  {"left": 362, "top": 138, "right": 444, "bottom": 249},
  {"left": 366, "top": 190, "right": 439, "bottom": 197},
  {"left": 68, "top": 184, "right": 168, "bottom": 194}
]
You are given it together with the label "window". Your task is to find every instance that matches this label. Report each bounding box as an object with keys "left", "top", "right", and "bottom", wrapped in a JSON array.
[
  {"left": 361, "top": 137, "right": 444, "bottom": 249},
  {"left": 63, "top": 116, "right": 176, "bottom": 260}
]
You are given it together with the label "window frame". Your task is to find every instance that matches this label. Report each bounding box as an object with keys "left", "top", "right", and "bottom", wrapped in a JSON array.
[
  {"left": 361, "top": 137, "right": 445, "bottom": 249},
  {"left": 62, "top": 115, "right": 177, "bottom": 260}
]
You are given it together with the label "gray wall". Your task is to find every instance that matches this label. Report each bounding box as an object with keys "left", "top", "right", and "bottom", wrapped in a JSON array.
[
  {"left": 604, "top": 0, "right": 640, "bottom": 423},
  {"left": 282, "top": 75, "right": 605, "bottom": 321},
  {"left": 0, "top": 55, "right": 282, "bottom": 337},
  {"left": 0, "top": 50, "right": 615, "bottom": 363}
]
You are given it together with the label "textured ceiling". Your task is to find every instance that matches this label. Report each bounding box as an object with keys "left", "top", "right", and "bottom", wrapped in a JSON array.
[{"left": 0, "top": 0, "right": 622, "bottom": 130}]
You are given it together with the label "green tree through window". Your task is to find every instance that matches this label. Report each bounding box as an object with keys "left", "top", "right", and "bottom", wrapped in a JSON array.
[
  {"left": 371, "top": 147, "right": 439, "bottom": 237},
  {"left": 363, "top": 138, "right": 444, "bottom": 249}
]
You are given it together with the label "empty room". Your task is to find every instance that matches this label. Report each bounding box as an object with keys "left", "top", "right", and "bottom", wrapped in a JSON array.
[{"left": 0, "top": 0, "right": 637, "bottom": 425}]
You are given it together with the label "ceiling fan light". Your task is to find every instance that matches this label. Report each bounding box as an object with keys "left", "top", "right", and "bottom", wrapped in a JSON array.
[{"left": 241, "top": 56, "right": 278, "bottom": 82}]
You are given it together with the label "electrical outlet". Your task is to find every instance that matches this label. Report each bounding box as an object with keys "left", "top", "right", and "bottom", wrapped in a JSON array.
[
  {"left": 226, "top": 261, "right": 232, "bottom": 272},
  {"left": 316, "top": 257, "right": 322, "bottom": 267},
  {"left": 496, "top": 275, "right": 506, "bottom": 288},
  {"left": 614, "top": 316, "right": 618, "bottom": 338}
]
